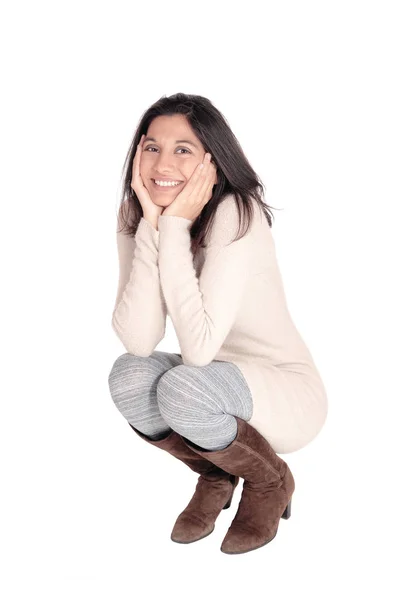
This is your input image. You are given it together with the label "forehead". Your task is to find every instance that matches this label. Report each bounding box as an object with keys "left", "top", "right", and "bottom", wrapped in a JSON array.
[{"left": 147, "top": 114, "right": 197, "bottom": 140}]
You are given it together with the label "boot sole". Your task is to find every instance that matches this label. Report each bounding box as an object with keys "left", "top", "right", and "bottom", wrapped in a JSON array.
[{"left": 221, "top": 529, "right": 278, "bottom": 554}]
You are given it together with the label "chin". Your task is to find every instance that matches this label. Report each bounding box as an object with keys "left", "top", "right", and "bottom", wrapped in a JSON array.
[
  {"left": 151, "top": 195, "right": 177, "bottom": 205},
  {"left": 151, "top": 198, "right": 171, "bottom": 206}
]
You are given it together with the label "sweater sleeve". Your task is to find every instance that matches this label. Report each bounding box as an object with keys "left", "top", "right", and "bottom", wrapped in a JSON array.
[
  {"left": 111, "top": 207, "right": 167, "bottom": 356},
  {"left": 157, "top": 196, "right": 257, "bottom": 367}
]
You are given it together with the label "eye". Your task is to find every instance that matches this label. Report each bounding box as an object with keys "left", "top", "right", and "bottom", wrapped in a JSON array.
[{"left": 144, "top": 146, "right": 191, "bottom": 154}]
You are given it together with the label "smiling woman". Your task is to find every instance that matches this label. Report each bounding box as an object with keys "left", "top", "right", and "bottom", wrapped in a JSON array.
[
  {"left": 134, "top": 115, "right": 219, "bottom": 223},
  {"left": 109, "top": 92, "right": 328, "bottom": 555},
  {"left": 116, "top": 93, "right": 275, "bottom": 256},
  {"left": 142, "top": 123, "right": 197, "bottom": 195}
]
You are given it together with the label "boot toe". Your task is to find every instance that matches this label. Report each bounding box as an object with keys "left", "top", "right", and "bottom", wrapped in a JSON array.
[
  {"left": 171, "top": 513, "right": 214, "bottom": 543},
  {"left": 220, "top": 523, "right": 277, "bottom": 554}
]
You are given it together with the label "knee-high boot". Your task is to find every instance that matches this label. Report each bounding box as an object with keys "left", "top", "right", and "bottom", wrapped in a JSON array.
[
  {"left": 180, "top": 416, "right": 295, "bottom": 554},
  {"left": 128, "top": 423, "right": 240, "bottom": 543}
]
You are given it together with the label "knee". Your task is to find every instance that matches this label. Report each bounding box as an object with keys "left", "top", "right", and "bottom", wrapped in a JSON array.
[
  {"left": 108, "top": 352, "right": 129, "bottom": 387},
  {"left": 155, "top": 368, "right": 176, "bottom": 413},
  {"left": 108, "top": 352, "right": 147, "bottom": 404},
  {"left": 156, "top": 366, "right": 201, "bottom": 421}
]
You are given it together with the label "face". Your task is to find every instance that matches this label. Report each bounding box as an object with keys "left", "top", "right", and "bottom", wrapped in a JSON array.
[{"left": 140, "top": 114, "right": 217, "bottom": 207}]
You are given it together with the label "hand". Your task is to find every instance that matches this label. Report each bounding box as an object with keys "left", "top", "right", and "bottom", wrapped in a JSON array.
[
  {"left": 131, "top": 134, "right": 164, "bottom": 221},
  {"left": 161, "top": 152, "right": 217, "bottom": 222}
]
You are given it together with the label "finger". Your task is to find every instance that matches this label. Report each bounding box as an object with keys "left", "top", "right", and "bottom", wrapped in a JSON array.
[
  {"left": 196, "top": 154, "right": 213, "bottom": 190},
  {"left": 198, "top": 161, "right": 216, "bottom": 201},
  {"left": 133, "top": 134, "right": 144, "bottom": 164},
  {"left": 193, "top": 154, "right": 209, "bottom": 184},
  {"left": 189, "top": 153, "right": 212, "bottom": 197},
  {"left": 132, "top": 134, "right": 144, "bottom": 184},
  {"left": 181, "top": 162, "right": 205, "bottom": 202},
  {"left": 134, "top": 134, "right": 144, "bottom": 162}
]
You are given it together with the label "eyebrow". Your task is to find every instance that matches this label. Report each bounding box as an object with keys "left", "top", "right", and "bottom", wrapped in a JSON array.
[{"left": 143, "top": 136, "right": 199, "bottom": 148}]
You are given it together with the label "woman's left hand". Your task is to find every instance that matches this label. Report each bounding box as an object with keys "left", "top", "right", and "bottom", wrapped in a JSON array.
[{"left": 161, "top": 153, "right": 217, "bottom": 222}]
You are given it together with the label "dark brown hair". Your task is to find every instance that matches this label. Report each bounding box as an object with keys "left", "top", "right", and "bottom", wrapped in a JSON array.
[{"left": 116, "top": 93, "right": 279, "bottom": 255}]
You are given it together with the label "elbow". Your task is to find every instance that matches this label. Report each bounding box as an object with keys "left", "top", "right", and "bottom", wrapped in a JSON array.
[
  {"left": 111, "top": 317, "right": 163, "bottom": 357},
  {"left": 181, "top": 350, "right": 216, "bottom": 368}
]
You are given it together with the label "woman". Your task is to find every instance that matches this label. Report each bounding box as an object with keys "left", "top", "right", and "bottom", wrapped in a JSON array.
[{"left": 108, "top": 93, "right": 328, "bottom": 555}]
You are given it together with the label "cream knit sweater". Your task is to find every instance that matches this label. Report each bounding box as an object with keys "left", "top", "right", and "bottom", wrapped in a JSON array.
[{"left": 112, "top": 194, "right": 328, "bottom": 453}]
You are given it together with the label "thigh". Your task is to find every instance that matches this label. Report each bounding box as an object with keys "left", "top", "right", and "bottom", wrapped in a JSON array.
[
  {"left": 156, "top": 359, "right": 253, "bottom": 421},
  {"left": 108, "top": 350, "right": 184, "bottom": 397},
  {"left": 108, "top": 350, "right": 183, "bottom": 381}
]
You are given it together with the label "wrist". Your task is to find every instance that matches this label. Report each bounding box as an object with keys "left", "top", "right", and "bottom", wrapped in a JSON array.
[{"left": 143, "top": 214, "right": 159, "bottom": 231}]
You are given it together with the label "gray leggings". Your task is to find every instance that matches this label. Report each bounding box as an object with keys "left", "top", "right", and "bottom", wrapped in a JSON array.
[{"left": 107, "top": 351, "right": 253, "bottom": 451}]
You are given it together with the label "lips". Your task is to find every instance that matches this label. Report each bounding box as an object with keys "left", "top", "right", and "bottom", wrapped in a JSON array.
[
  {"left": 151, "top": 179, "right": 184, "bottom": 191},
  {"left": 152, "top": 178, "right": 183, "bottom": 183}
]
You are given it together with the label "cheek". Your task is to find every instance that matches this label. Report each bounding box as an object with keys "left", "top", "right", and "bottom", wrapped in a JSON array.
[
  {"left": 139, "top": 160, "right": 151, "bottom": 180},
  {"left": 184, "top": 159, "right": 201, "bottom": 180},
  {"left": 140, "top": 151, "right": 152, "bottom": 166}
]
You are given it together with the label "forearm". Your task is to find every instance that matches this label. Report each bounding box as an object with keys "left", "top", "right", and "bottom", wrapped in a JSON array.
[
  {"left": 112, "top": 217, "right": 166, "bottom": 354},
  {"left": 143, "top": 213, "right": 159, "bottom": 232}
]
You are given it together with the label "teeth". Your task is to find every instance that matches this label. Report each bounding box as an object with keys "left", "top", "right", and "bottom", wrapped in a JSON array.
[{"left": 154, "top": 179, "right": 181, "bottom": 187}]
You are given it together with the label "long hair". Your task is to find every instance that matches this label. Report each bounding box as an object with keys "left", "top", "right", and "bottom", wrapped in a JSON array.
[{"left": 116, "top": 93, "right": 279, "bottom": 255}]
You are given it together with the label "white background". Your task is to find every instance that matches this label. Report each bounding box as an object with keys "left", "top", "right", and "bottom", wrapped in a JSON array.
[{"left": 1, "top": 0, "right": 401, "bottom": 598}]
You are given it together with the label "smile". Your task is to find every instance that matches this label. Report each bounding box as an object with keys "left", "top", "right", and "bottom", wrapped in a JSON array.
[{"left": 152, "top": 179, "right": 183, "bottom": 188}]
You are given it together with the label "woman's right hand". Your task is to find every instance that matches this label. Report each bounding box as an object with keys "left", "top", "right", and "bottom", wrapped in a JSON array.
[{"left": 131, "top": 134, "right": 164, "bottom": 221}]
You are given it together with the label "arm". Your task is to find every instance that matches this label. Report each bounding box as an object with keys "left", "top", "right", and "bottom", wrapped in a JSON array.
[
  {"left": 111, "top": 203, "right": 167, "bottom": 356},
  {"left": 157, "top": 196, "right": 258, "bottom": 367}
]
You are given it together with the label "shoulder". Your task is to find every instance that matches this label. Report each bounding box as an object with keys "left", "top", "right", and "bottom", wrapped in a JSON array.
[{"left": 206, "top": 193, "right": 266, "bottom": 247}]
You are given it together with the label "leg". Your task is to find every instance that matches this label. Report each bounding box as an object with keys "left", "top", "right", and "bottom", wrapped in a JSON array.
[
  {"left": 156, "top": 360, "right": 253, "bottom": 451},
  {"left": 108, "top": 352, "right": 240, "bottom": 544},
  {"left": 155, "top": 361, "right": 295, "bottom": 555},
  {"left": 107, "top": 351, "right": 183, "bottom": 439},
  {"left": 182, "top": 416, "right": 296, "bottom": 555}
]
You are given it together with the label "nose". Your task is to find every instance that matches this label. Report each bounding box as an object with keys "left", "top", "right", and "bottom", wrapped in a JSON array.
[{"left": 154, "top": 150, "right": 176, "bottom": 171}]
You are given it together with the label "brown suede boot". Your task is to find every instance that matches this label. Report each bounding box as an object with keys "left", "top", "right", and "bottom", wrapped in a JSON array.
[
  {"left": 127, "top": 423, "right": 239, "bottom": 543},
  {"left": 180, "top": 416, "right": 295, "bottom": 554}
]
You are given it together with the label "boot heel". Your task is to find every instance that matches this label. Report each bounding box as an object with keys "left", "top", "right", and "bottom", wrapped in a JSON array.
[
  {"left": 223, "top": 477, "right": 237, "bottom": 509},
  {"left": 281, "top": 498, "right": 292, "bottom": 519},
  {"left": 223, "top": 488, "right": 235, "bottom": 509}
]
